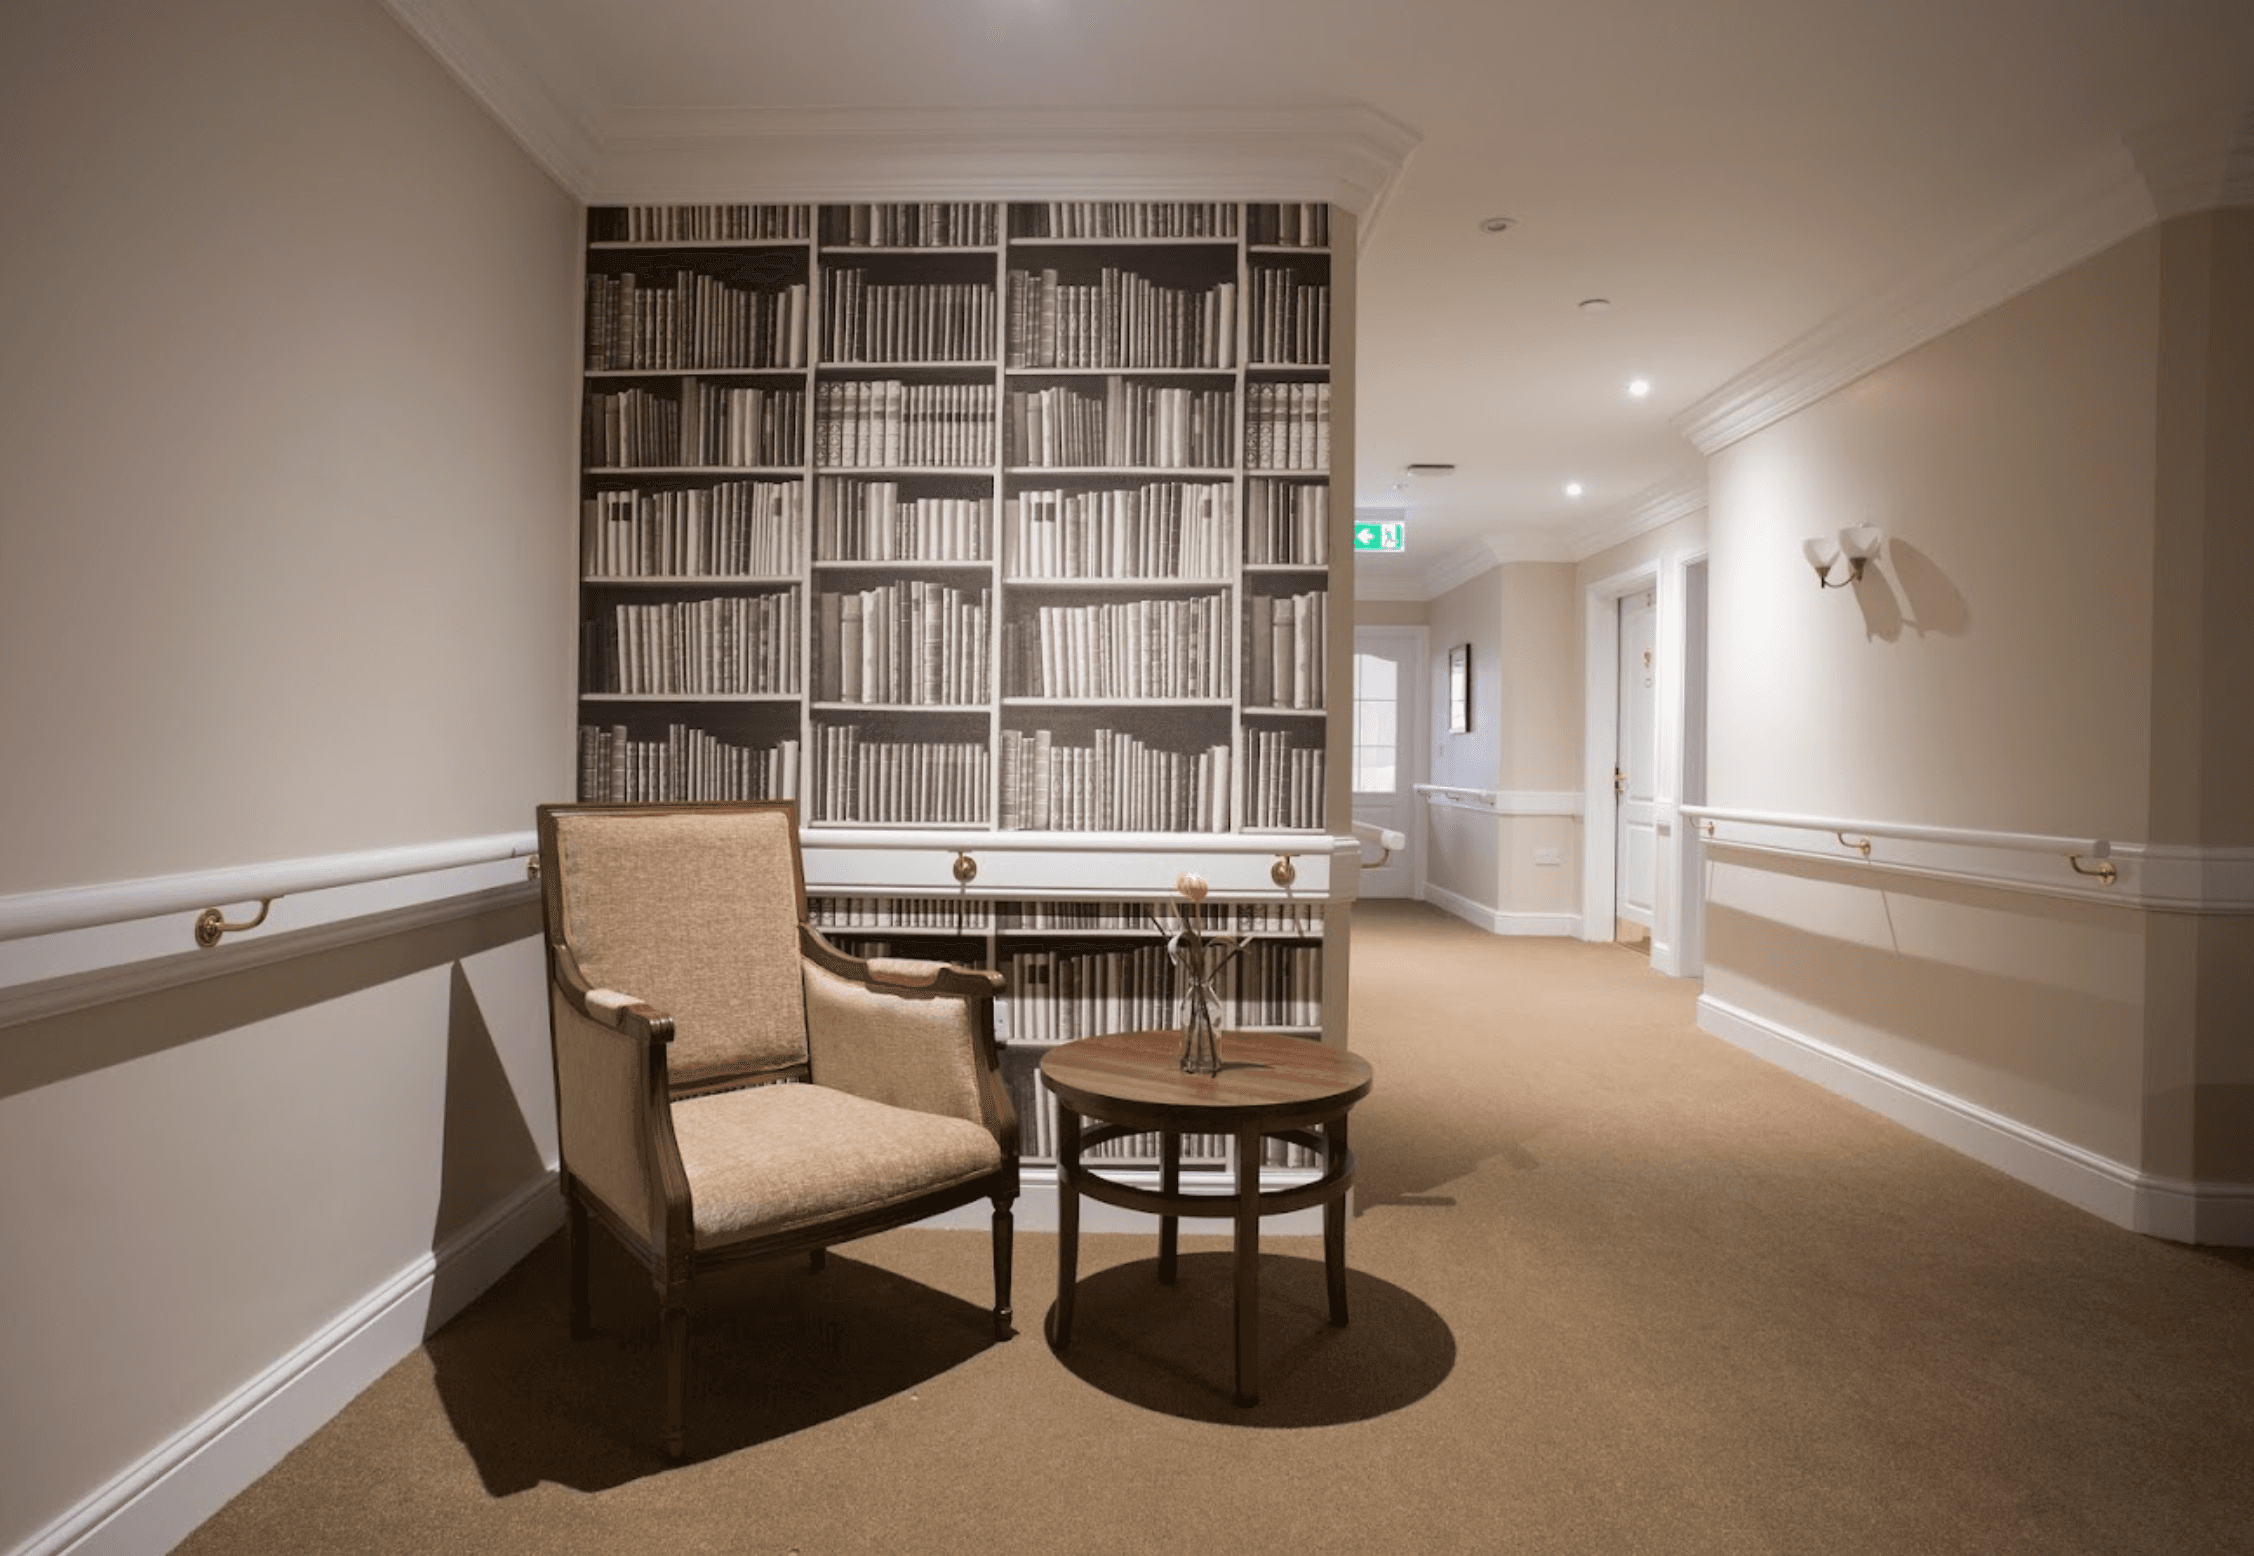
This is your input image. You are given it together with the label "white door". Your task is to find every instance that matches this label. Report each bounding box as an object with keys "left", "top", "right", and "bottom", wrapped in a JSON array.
[
  {"left": 1615, "top": 589, "right": 1658, "bottom": 939},
  {"left": 1350, "top": 627, "right": 1423, "bottom": 898}
]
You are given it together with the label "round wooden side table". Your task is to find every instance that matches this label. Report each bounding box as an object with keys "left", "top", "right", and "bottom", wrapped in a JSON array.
[{"left": 1039, "top": 1027, "right": 1374, "bottom": 1406}]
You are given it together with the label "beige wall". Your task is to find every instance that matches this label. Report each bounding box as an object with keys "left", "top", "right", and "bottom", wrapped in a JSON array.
[
  {"left": 1701, "top": 219, "right": 2254, "bottom": 1189},
  {"left": 0, "top": 1, "right": 578, "bottom": 1547},
  {"left": 1425, "top": 567, "right": 1503, "bottom": 793},
  {"left": 0, "top": 0, "right": 581, "bottom": 895},
  {"left": 1355, "top": 598, "right": 1431, "bottom": 627},
  {"left": 1496, "top": 564, "right": 1579, "bottom": 791},
  {"left": 1415, "top": 563, "right": 1582, "bottom": 923},
  {"left": 1707, "top": 231, "right": 2160, "bottom": 839},
  {"left": 2141, "top": 208, "right": 2254, "bottom": 1183}
]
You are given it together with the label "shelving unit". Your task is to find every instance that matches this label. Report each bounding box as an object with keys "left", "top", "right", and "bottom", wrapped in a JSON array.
[{"left": 576, "top": 200, "right": 1352, "bottom": 1187}]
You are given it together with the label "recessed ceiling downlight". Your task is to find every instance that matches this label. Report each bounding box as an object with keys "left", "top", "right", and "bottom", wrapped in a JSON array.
[
  {"left": 1578, "top": 298, "right": 1612, "bottom": 313},
  {"left": 1627, "top": 378, "right": 1652, "bottom": 398},
  {"left": 1479, "top": 215, "right": 1517, "bottom": 234},
  {"left": 1564, "top": 481, "right": 1585, "bottom": 498}
]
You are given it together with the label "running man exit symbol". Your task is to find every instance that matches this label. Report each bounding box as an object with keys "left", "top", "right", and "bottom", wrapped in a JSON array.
[{"left": 1354, "top": 520, "right": 1406, "bottom": 553}]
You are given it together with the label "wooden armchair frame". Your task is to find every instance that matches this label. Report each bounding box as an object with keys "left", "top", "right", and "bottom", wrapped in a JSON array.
[{"left": 535, "top": 801, "right": 1019, "bottom": 1459}]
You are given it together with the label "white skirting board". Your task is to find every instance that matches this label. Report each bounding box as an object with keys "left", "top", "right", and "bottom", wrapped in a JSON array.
[
  {"left": 1420, "top": 884, "right": 1578, "bottom": 939},
  {"left": 1697, "top": 994, "right": 2254, "bottom": 1247},
  {"left": 19, "top": 1172, "right": 562, "bottom": 1556}
]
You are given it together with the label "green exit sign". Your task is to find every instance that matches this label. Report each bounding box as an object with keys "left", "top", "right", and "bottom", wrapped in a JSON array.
[{"left": 1354, "top": 519, "right": 1407, "bottom": 554}]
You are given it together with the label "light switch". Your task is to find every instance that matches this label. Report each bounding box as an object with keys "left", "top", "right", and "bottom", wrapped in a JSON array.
[{"left": 1533, "top": 848, "right": 1562, "bottom": 866}]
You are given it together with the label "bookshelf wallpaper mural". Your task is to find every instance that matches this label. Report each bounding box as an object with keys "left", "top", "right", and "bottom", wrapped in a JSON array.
[
  {"left": 577, "top": 199, "right": 1335, "bottom": 831},
  {"left": 576, "top": 201, "right": 1345, "bottom": 1167}
]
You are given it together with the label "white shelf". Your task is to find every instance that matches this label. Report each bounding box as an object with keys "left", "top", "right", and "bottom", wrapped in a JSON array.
[
  {"left": 1004, "top": 466, "right": 1236, "bottom": 477},
  {"left": 586, "top": 465, "right": 805, "bottom": 476},
  {"left": 1001, "top": 697, "right": 1233, "bottom": 708},
  {"left": 583, "top": 574, "right": 800, "bottom": 585},
  {"left": 581, "top": 692, "right": 802, "bottom": 703},
  {"left": 1001, "top": 575, "right": 1231, "bottom": 589},
  {"left": 590, "top": 239, "right": 810, "bottom": 251},
  {"left": 810, "top": 701, "right": 989, "bottom": 713},
  {"left": 583, "top": 367, "right": 808, "bottom": 378}
]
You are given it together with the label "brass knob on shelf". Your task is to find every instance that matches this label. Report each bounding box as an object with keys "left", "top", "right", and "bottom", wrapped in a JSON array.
[
  {"left": 953, "top": 851, "right": 979, "bottom": 885},
  {"left": 1271, "top": 854, "right": 1297, "bottom": 889}
]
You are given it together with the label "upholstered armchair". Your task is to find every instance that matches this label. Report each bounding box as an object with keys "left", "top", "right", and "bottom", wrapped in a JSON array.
[{"left": 534, "top": 801, "right": 1018, "bottom": 1459}]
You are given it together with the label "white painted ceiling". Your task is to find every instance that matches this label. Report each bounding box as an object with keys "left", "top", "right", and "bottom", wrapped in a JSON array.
[{"left": 412, "top": 0, "right": 2254, "bottom": 591}]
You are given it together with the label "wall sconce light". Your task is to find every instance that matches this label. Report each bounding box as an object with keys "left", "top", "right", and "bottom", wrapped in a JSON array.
[{"left": 1803, "top": 523, "right": 1884, "bottom": 588}]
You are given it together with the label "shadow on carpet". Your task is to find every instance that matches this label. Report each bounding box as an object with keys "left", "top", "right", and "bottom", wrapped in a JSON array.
[
  {"left": 425, "top": 1231, "right": 1003, "bottom": 1492},
  {"left": 1045, "top": 1250, "right": 1453, "bottom": 1425}
]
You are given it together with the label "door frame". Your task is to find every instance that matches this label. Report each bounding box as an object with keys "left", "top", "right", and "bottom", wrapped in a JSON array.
[
  {"left": 1349, "top": 624, "right": 1427, "bottom": 899},
  {"left": 1581, "top": 563, "right": 1659, "bottom": 944},
  {"left": 1579, "top": 550, "right": 1710, "bottom": 975}
]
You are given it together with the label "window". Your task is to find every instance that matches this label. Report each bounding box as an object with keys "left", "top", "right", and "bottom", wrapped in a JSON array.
[{"left": 1352, "top": 651, "right": 1398, "bottom": 793}]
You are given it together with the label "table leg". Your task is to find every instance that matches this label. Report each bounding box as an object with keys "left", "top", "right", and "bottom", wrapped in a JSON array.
[
  {"left": 1158, "top": 1128, "right": 1181, "bottom": 1284},
  {"left": 1324, "top": 1114, "right": 1350, "bottom": 1328},
  {"left": 1234, "top": 1125, "right": 1262, "bottom": 1407},
  {"left": 1053, "top": 1105, "right": 1081, "bottom": 1348}
]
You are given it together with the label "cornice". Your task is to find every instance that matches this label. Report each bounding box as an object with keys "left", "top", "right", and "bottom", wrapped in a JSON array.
[
  {"left": 1674, "top": 148, "right": 2157, "bottom": 455},
  {"left": 589, "top": 103, "right": 1421, "bottom": 241},
  {"left": 1567, "top": 470, "right": 1708, "bottom": 563},
  {"left": 2127, "top": 102, "right": 2254, "bottom": 218},
  {"left": 1415, "top": 539, "right": 1507, "bottom": 599},
  {"left": 1676, "top": 101, "right": 2254, "bottom": 457},
  {"left": 375, "top": 0, "right": 603, "bottom": 197}
]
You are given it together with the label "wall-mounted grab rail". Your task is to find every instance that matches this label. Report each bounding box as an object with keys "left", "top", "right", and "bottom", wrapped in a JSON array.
[
  {"left": 1680, "top": 806, "right": 2115, "bottom": 885},
  {"left": 1349, "top": 821, "right": 1407, "bottom": 867},
  {"left": 0, "top": 831, "right": 541, "bottom": 945}
]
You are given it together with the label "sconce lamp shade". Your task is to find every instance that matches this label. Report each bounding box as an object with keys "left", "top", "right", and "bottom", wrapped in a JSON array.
[
  {"left": 1804, "top": 536, "right": 1842, "bottom": 580},
  {"left": 1839, "top": 523, "right": 1883, "bottom": 562}
]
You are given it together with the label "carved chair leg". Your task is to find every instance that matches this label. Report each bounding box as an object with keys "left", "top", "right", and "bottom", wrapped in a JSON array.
[
  {"left": 991, "top": 1195, "right": 1016, "bottom": 1340},
  {"left": 565, "top": 1191, "right": 591, "bottom": 1341},
  {"left": 660, "top": 1296, "right": 690, "bottom": 1461}
]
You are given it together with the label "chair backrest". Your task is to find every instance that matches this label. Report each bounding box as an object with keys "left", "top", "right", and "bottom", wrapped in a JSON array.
[{"left": 542, "top": 802, "right": 810, "bottom": 1087}]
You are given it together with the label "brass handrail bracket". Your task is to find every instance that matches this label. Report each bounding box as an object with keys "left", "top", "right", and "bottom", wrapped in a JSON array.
[
  {"left": 195, "top": 898, "right": 273, "bottom": 949},
  {"left": 2069, "top": 853, "right": 2118, "bottom": 886},
  {"left": 1836, "top": 831, "right": 1874, "bottom": 858}
]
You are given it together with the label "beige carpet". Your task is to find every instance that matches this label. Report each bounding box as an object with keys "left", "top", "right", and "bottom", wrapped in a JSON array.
[{"left": 177, "top": 902, "right": 2254, "bottom": 1554}]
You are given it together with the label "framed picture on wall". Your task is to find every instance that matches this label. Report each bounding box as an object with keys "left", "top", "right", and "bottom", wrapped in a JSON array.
[{"left": 1448, "top": 643, "right": 1471, "bottom": 733}]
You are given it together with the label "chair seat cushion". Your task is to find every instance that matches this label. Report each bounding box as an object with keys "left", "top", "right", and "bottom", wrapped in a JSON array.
[{"left": 671, "top": 1082, "right": 1003, "bottom": 1249}]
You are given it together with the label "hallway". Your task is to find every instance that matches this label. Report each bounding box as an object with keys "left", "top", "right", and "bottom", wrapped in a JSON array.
[{"left": 174, "top": 902, "right": 2254, "bottom": 1555}]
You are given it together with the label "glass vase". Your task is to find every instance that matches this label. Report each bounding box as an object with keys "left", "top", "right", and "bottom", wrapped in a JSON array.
[{"left": 1178, "top": 967, "right": 1222, "bottom": 1075}]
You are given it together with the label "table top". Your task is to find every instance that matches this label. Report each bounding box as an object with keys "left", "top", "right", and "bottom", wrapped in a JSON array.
[{"left": 1040, "top": 1028, "right": 1373, "bottom": 1132}]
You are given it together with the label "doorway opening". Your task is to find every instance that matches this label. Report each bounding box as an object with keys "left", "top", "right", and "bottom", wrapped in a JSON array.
[
  {"left": 1350, "top": 626, "right": 1426, "bottom": 899},
  {"left": 1614, "top": 586, "right": 1658, "bottom": 953}
]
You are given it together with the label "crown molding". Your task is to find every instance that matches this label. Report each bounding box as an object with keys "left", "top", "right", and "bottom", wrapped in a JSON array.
[
  {"left": 1351, "top": 512, "right": 1592, "bottom": 602},
  {"left": 2127, "top": 102, "right": 2254, "bottom": 218},
  {"left": 1567, "top": 470, "right": 1709, "bottom": 562},
  {"left": 1676, "top": 102, "right": 2254, "bottom": 456},
  {"left": 588, "top": 103, "right": 1421, "bottom": 240},
  {"left": 1674, "top": 148, "right": 2157, "bottom": 455},
  {"left": 375, "top": 0, "right": 603, "bottom": 197},
  {"left": 1413, "top": 540, "right": 1506, "bottom": 599}
]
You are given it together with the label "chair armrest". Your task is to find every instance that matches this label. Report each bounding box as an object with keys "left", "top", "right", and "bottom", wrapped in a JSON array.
[
  {"left": 546, "top": 942, "right": 690, "bottom": 1255},
  {"left": 797, "top": 924, "right": 1017, "bottom": 1153},
  {"left": 551, "top": 943, "right": 676, "bottom": 1046},
  {"left": 799, "top": 923, "right": 1006, "bottom": 999}
]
